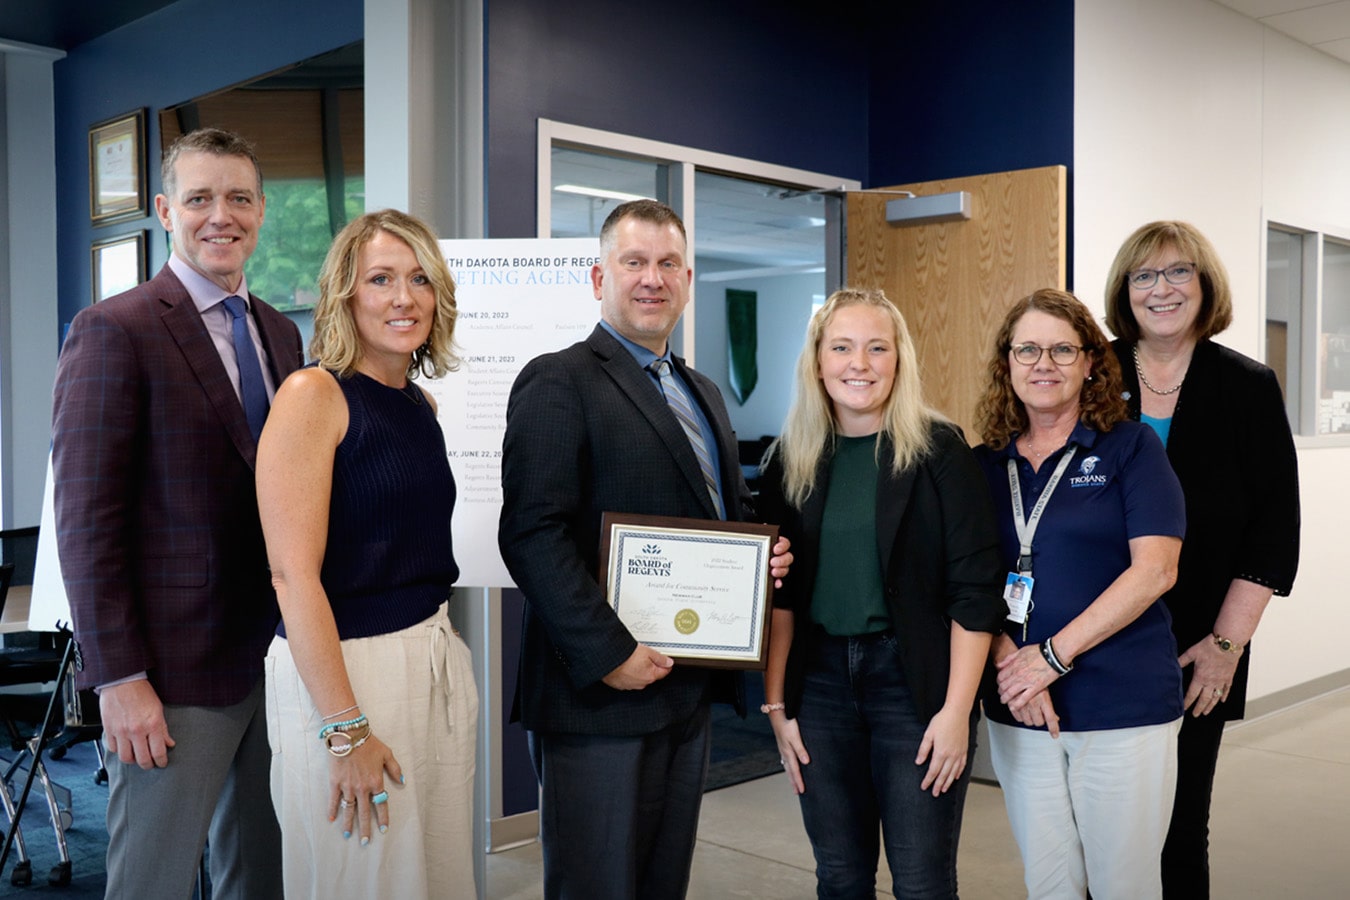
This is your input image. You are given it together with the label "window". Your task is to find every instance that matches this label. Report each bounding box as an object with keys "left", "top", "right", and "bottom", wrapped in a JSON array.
[
  {"left": 1265, "top": 227, "right": 1304, "bottom": 428},
  {"left": 1322, "top": 237, "right": 1350, "bottom": 433},
  {"left": 1265, "top": 224, "right": 1350, "bottom": 436},
  {"left": 159, "top": 42, "right": 364, "bottom": 315}
]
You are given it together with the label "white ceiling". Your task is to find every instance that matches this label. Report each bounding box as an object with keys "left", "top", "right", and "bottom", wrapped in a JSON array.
[{"left": 1213, "top": 0, "right": 1350, "bottom": 63}]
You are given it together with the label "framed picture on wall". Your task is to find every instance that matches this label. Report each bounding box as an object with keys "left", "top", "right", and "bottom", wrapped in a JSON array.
[
  {"left": 91, "top": 231, "right": 147, "bottom": 303},
  {"left": 89, "top": 109, "right": 147, "bottom": 226}
]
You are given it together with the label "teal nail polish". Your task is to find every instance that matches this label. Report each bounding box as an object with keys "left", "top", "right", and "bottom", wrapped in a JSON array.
[
  {"left": 399, "top": 775, "right": 406, "bottom": 784},
  {"left": 379, "top": 824, "right": 388, "bottom": 834},
  {"left": 343, "top": 831, "right": 351, "bottom": 840},
  {"left": 361, "top": 836, "right": 370, "bottom": 846}
]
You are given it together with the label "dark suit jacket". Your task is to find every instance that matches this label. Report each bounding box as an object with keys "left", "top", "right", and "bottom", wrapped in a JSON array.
[
  {"left": 498, "top": 324, "right": 754, "bottom": 736},
  {"left": 52, "top": 264, "right": 303, "bottom": 706},
  {"left": 1113, "top": 338, "right": 1300, "bottom": 718},
  {"left": 756, "top": 423, "right": 1006, "bottom": 722}
]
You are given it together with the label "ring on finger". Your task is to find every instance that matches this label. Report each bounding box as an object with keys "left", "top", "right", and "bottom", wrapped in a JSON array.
[
  {"left": 339, "top": 798, "right": 352, "bottom": 809},
  {"left": 371, "top": 790, "right": 389, "bottom": 805}
]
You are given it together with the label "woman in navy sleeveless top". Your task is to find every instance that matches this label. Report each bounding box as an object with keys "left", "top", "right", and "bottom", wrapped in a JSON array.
[{"left": 257, "top": 209, "right": 477, "bottom": 899}]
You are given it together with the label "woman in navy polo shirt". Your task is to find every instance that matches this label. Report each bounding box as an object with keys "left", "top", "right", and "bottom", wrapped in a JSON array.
[{"left": 973, "top": 288, "right": 1186, "bottom": 900}]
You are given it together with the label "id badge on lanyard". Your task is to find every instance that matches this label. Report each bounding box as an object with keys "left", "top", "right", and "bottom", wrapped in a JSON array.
[{"left": 1004, "top": 446, "right": 1076, "bottom": 642}]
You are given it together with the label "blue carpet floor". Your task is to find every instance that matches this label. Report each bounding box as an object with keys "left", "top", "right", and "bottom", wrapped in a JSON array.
[{"left": 0, "top": 740, "right": 107, "bottom": 897}]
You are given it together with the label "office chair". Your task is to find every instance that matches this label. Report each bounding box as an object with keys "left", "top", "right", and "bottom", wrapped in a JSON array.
[
  {"left": 0, "top": 626, "right": 81, "bottom": 886},
  {"left": 0, "top": 525, "right": 105, "bottom": 887}
]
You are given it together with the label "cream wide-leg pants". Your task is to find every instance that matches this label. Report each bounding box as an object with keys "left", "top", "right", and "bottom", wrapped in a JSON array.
[{"left": 266, "top": 603, "right": 478, "bottom": 900}]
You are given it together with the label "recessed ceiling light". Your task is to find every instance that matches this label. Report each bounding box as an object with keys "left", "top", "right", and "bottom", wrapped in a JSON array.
[{"left": 554, "top": 184, "right": 650, "bottom": 202}]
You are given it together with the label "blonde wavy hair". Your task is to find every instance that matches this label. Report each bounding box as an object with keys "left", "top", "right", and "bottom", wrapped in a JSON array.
[
  {"left": 310, "top": 209, "right": 460, "bottom": 379},
  {"left": 1104, "top": 220, "right": 1233, "bottom": 342},
  {"left": 975, "top": 288, "right": 1126, "bottom": 450},
  {"left": 766, "top": 287, "right": 938, "bottom": 508}
]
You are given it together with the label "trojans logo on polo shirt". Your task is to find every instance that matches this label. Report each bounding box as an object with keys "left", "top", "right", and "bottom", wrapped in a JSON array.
[{"left": 1069, "top": 455, "right": 1108, "bottom": 487}]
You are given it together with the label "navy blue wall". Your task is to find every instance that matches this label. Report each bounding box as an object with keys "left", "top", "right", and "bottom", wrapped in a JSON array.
[
  {"left": 867, "top": 1, "right": 1075, "bottom": 186},
  {"left": 485, "top": 0, "right": 1074, "bottom": 239},
  {"left": 485, "top": 0, "right": 873, "bottom": 238},
  {"left": 53, "top": 0, "right": 362, "bottom": 334}
]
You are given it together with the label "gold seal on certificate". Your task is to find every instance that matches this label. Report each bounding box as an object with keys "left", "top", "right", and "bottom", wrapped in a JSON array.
[{"left": 599, "top": 513, "right": 778, "bottom": 669}]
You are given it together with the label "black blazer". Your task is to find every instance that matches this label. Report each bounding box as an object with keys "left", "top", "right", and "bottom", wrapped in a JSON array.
[
  {"left": 1113, "top": 338, "right": 1300, "bottom": 718},
  {"left": 499, "top": 325, "right": 754, "bottom": 736},
  {"left": 757, "top": 423, "right": 1006, "bottom": 722},
  {"left": 52, "top": 265, "right": 303, "bottom": 705}
]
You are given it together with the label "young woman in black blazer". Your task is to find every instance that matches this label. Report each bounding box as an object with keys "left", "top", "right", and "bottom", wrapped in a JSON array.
[{"left": 758, "top": 288, "right": 1005, "bottom": 898}]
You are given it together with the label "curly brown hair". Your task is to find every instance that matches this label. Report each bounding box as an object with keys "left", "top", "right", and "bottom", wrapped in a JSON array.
[{"left": 975, "top": 288, "right": 1127, "bottom": 449}]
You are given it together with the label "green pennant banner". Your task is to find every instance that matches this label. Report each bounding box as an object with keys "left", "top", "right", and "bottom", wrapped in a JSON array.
[{"left": 726, "top": 289, "right": 757, "bottom": 405}]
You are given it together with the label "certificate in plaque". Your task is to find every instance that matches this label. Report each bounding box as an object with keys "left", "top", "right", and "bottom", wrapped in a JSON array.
[{"left": 599, "top": 513, "right": 778, "bottom": 670}]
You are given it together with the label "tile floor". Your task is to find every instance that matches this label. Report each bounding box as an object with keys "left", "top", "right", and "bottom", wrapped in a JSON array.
[{"left": 484, "top": 686, "right": 1350, "bottom": 898}]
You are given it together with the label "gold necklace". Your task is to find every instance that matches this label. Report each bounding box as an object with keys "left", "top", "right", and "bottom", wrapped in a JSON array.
[{"left": 1133, "top": 344, "right": 1185, "bottom": 396}]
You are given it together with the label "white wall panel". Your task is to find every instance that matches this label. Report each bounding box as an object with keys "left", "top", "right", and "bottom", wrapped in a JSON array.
[{"left": 1076, "top": 0, "right": 1350, "bottom": 703}]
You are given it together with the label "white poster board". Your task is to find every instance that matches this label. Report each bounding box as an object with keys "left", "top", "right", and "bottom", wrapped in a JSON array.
[
  {"left": 29, "top": 454, "right": 70, "bottom": 630},
  {"left": 429, "top": 238, "right": 601, "bottom": 588}
]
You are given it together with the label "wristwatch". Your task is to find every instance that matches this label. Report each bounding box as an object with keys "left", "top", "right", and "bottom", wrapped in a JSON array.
[{"left": 1212, "top": 633, "right": 1244, "bottom": 654}]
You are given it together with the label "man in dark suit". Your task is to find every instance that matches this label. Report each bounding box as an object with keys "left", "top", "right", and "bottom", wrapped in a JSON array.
[
  {"left": 499, "top": 199, "right": 790, "bottom": 899},
  {"left": 52, "top": 128, "right": 301, "bottom": 899}
]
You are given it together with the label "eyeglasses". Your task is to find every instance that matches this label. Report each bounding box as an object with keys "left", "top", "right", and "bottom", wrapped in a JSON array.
[
  {"left": 1127, "top": 262, "right": 1196, "bottom": 290},
  {"left": 1009, "top": 343, "right": 1083, "bottom": 366}
]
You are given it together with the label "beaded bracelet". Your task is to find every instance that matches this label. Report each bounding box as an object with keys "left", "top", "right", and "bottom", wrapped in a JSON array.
[
  {"left": 325, "top": 725, "right": 372, "bottom": 758},
  {"left": 319, "top": 714, "right": 369, "bottom": 741},
  {"left": 759, "top": 702, "right": 785, "bottom": 714}
]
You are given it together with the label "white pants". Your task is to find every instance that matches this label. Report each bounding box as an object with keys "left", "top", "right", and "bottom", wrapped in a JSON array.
[
  {"left": 266, "top": 604, "right": 479, "bottom": 900},
  {"left": 988, "top": 718, "right": 1181, "bottom": 900}
]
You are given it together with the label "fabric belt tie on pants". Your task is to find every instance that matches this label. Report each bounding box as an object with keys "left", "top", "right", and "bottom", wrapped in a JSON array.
[{"left": 428, "top": 610, "right": 462, "bottom": 759}]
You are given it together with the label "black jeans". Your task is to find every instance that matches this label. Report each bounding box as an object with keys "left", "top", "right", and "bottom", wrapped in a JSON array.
[{"left": 796, "top": 630, "right": 971, "bottom": 899}]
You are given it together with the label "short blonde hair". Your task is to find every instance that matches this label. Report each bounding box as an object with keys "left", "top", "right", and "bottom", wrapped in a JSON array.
[
  {"left": 976, "top": 288, "right": 1127, "bottom": 449},
  {"left": 310, "top": 209, "right": 459, "bottom": 379},
  {"left": 767, "top": 287, "right": 937, "bottom": 508},
  {"left": 1104, "top": 220, "right": 1232, "bottom": 341}
]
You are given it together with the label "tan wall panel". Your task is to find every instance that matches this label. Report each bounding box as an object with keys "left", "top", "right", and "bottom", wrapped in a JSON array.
[{"left": 846, "top": 165, "right": 1066, "bottom": 438}]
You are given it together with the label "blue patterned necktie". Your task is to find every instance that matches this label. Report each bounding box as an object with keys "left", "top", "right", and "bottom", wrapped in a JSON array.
[
  {"left": 221, "top": 295, "right": 270, "bottom": 443},
  {"left": 649, "top": 359, "right": 725, "bottom": 519}
]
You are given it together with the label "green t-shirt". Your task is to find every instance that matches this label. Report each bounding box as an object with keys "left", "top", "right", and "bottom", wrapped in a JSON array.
[{"left": 809, "top": 433, "right": 891, "bottom": 635}]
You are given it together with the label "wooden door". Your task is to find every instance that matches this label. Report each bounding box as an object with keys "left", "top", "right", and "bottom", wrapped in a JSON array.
[{"left": 845, "top": 165, "right": 1066, "bottom": 439}]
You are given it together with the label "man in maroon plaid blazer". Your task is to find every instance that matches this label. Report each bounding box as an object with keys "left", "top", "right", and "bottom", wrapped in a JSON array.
[{"left": 51, "top": 129, "right": 301, "bottom": 899}]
